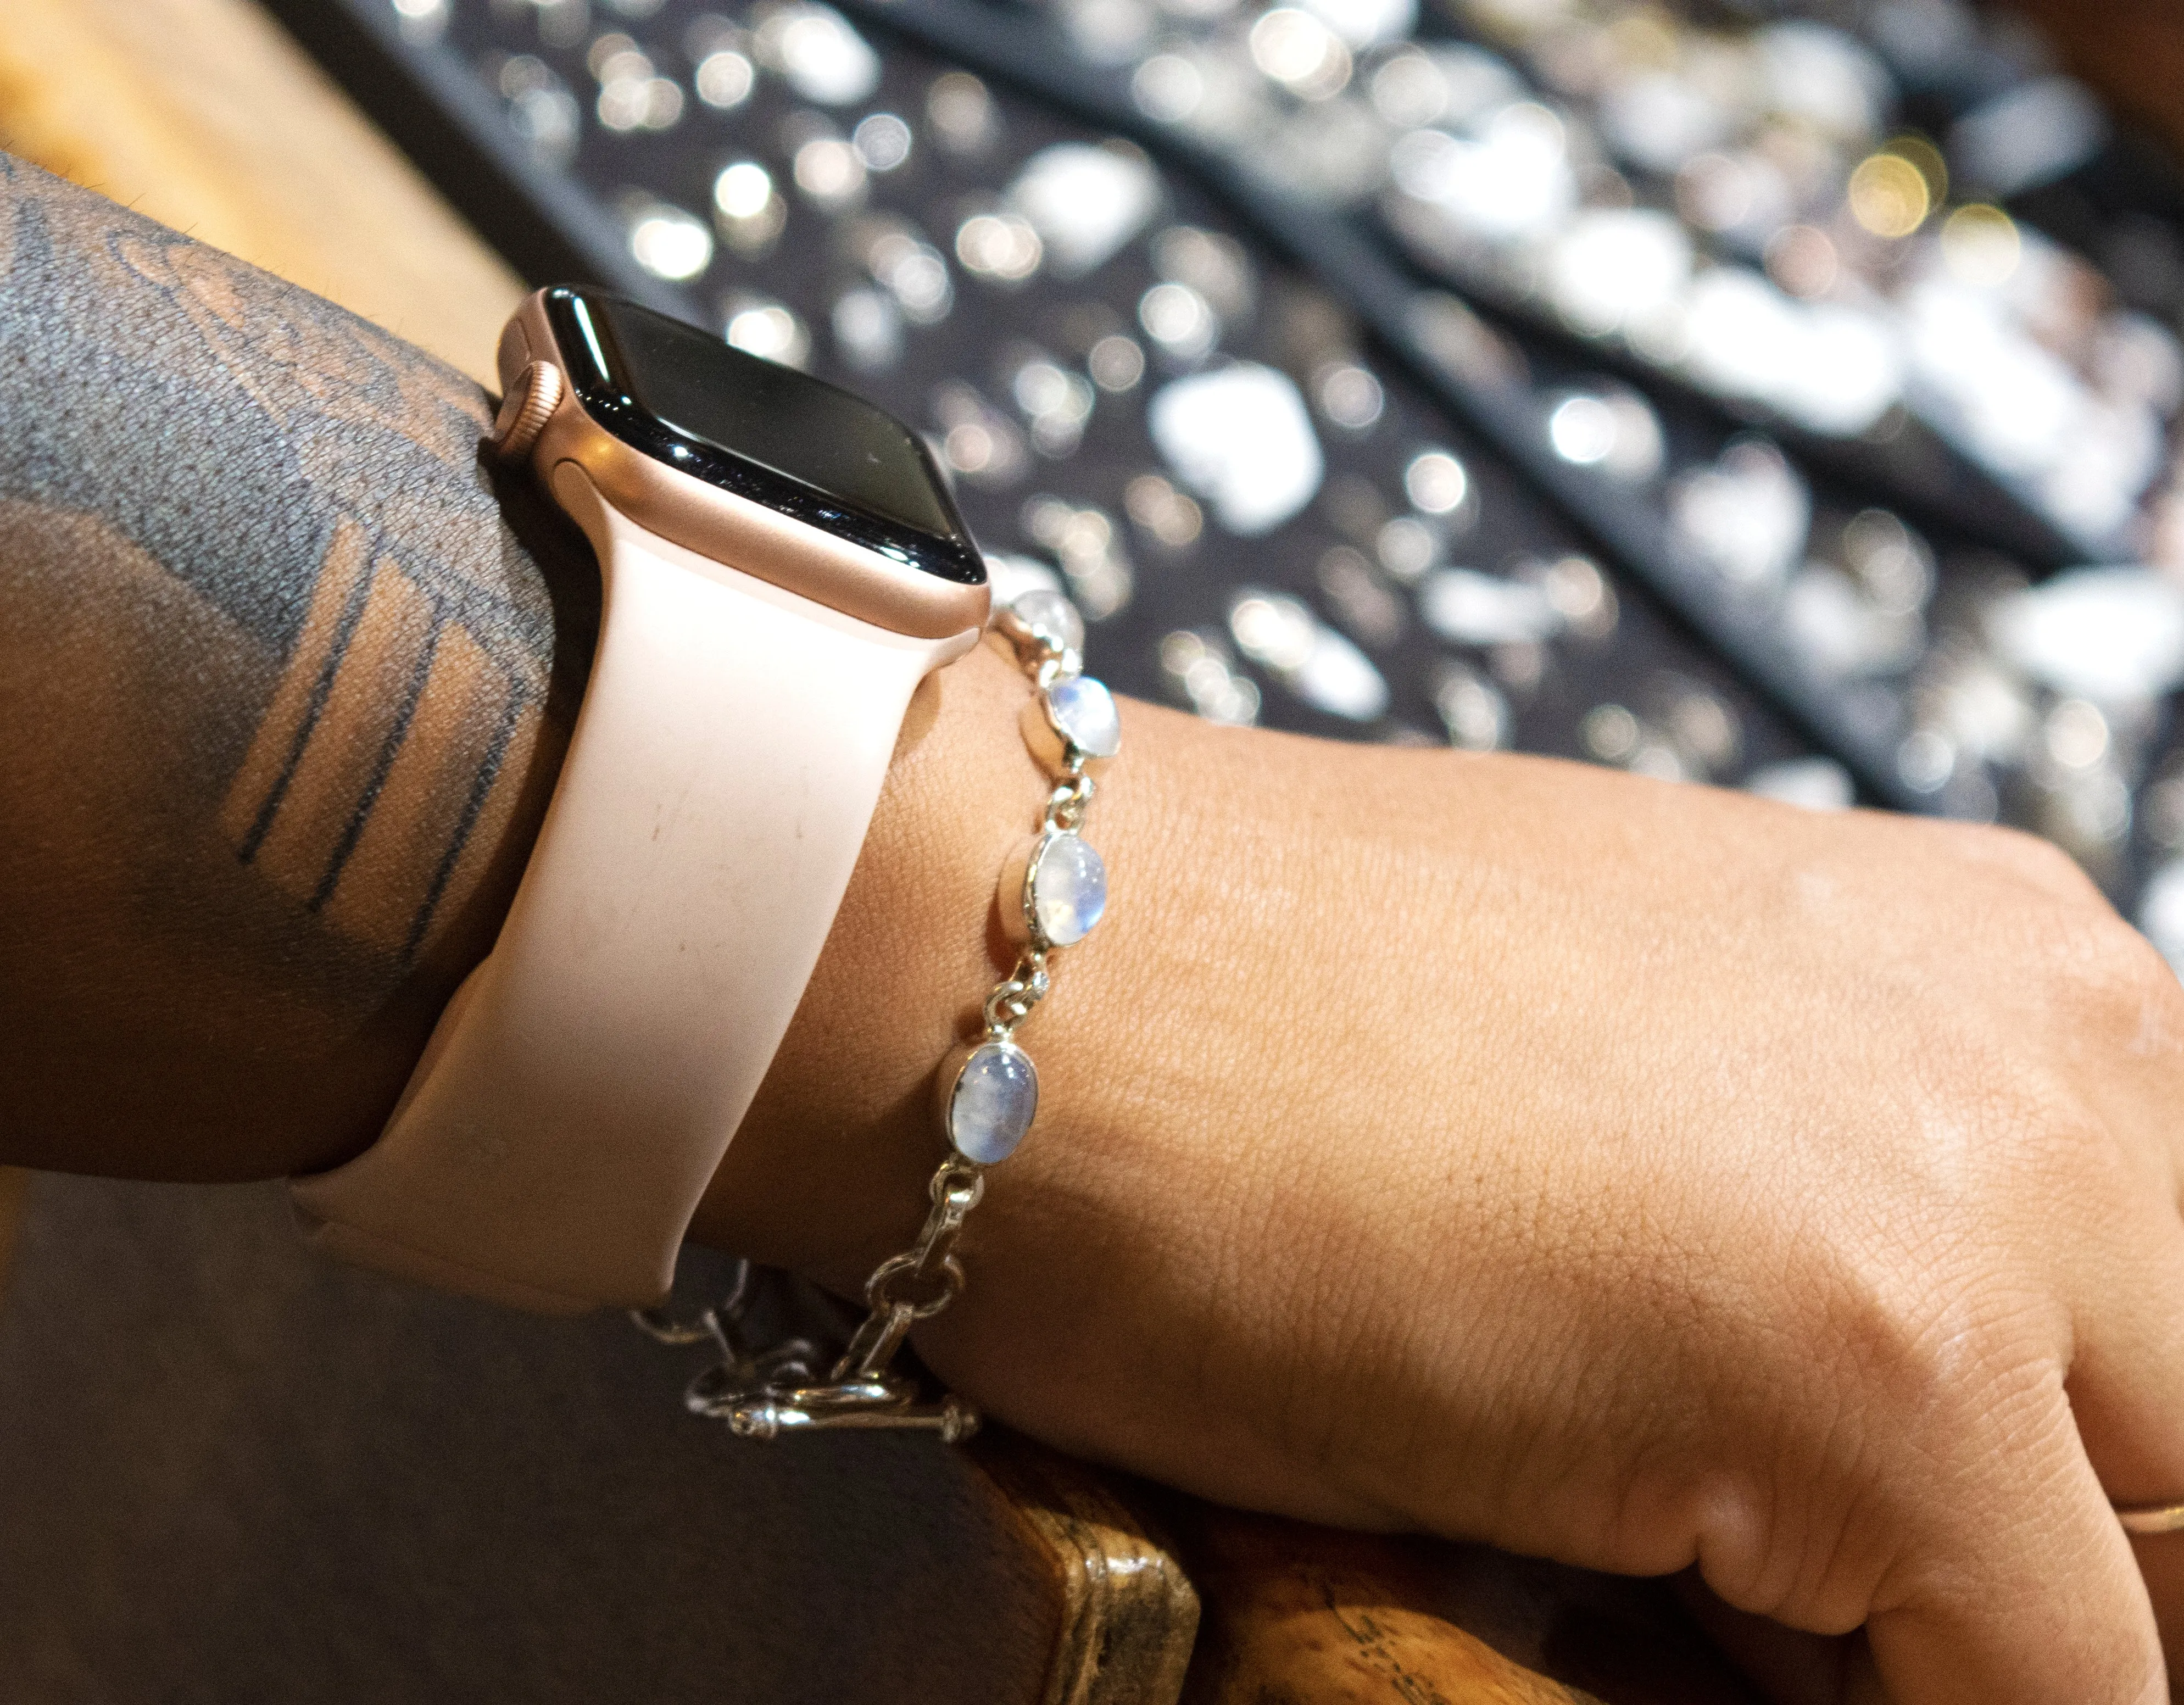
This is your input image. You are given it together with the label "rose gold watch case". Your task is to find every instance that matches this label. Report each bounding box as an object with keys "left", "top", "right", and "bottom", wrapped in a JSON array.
[{"left": 497, "top": 291, "right": 990, "bottom": 640}]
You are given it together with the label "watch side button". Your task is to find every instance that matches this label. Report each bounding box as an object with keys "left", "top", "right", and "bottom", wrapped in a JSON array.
[{"left": 487, "top": 360, "right": 564, "bottom": 462}]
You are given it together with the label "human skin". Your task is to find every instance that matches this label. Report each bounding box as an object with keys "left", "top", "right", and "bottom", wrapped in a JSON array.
[{"left": 4, "top": 157, "right": 2183, "bottom": 1704}]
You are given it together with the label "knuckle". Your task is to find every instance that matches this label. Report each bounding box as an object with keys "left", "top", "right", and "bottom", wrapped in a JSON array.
[
  {"left": 1945, "top": 821, "right": 2097, "bottom": 901},
  {"left": 2040, "top": 906, "right": 2180, "bottom": 1024},
  {"left": 1815, "top": 1245, "right": 2054, "bottom": 1444},
  {"left": 1691, "top": 1258, "right": 2057, "bottom": 1638},
  {"left": 1918, "top": 824, "right": 2172, "bottom": 1018},
  {"left": 1916, "top": 1068, "right": 2117, "bottom": 1243},
  {"left": 2107, "top": 916, "right": 2183, "bottom": 1002},
  {"left": 1951, "top": 835, "right": 2175, "bottom": 1010}
]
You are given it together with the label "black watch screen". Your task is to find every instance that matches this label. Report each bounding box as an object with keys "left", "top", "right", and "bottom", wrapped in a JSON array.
[{"left": 544, "top": 286, "right": 984, "bottom": 586}]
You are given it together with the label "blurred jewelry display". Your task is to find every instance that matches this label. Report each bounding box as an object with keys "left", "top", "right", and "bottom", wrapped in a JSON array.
[
  {"left": 981, "top": 0, "right": 2184, "bottom": 907},
  {"left": 285, "top": 0, "right": 2184, "bottom": 951}
]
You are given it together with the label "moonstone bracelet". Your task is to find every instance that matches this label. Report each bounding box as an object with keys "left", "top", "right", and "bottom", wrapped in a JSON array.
[{"left": 634, "top": 589, "right": 1117, "bottom": 1442}]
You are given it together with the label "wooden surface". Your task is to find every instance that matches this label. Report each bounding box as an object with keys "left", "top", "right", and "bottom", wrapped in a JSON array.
[
  {"left": 1165, "top": 1507, "right": 1760, "bottom": 1705},
  {"left": 0, "top": 0, "right": 521, "bottom": 383},
  {"left": 974, "top": 1434, "right": 1202, "bottom": 1703}
]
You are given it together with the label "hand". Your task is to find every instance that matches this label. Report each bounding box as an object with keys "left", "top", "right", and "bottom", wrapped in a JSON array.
[{"left": 710, "top": 638, "right": 2184, "bottom": 1705}]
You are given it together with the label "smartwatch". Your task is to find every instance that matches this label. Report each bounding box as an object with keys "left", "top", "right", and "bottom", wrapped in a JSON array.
[{"left": 291, "top": 287, "right": 988, "bottom": 1312}]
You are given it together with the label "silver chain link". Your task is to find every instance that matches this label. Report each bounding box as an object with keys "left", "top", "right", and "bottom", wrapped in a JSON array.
[{"left": 634, "top": 595, "right": 1107, "bottom": 1441}]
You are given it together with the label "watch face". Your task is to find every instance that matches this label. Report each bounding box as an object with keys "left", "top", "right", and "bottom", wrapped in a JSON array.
[{"left": 544, "top": 286, "right": 984, "bottom": 586}]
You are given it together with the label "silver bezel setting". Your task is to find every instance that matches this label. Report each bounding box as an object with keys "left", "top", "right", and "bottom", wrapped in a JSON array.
[
  {"left": 939, "top": 1038, "right": 1041, "bottom": 1167},
  {"left": 999, "top": 827, "right": 1108, "bottom": 951}
]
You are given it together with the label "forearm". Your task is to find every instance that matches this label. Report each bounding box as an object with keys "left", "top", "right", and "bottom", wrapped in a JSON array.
[
  {"left": 0, "top": 157, "right": 1144, "bottom": 1267},
  {"left": 0, "top": 157, "right": 1129, "bottom": 1284},
  {"left": 0, "top": 155, "right": 586, "bottom": 1178}
]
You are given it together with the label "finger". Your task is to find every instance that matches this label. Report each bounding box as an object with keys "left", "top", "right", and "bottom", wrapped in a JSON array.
[
  {"left": 1865, "top": 1388, "right": 2162, "bottom": 1705},
  {"left": 2064, "top": 1213, "right": 2184, "bottom": 1670},
  {"left": 2066, "top": 1208, "right": 2184, "bottom": 1497}
]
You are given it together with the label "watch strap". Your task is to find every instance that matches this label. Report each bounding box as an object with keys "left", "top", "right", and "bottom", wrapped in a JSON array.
[{"left": 291, "top": 465, "right": 978, "bottom": 1311}]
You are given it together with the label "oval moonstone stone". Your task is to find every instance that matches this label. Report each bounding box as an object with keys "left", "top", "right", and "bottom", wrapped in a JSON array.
[
  {"left": 1006, "top": 588, "right": 1085, "bottom": 656},
  {"left": 1029, "top": 832, "right": 1107, "bottom": 946},
  {"left": 1045, "top": 675, "right": 1121, "bottom": 760},
  {"left": 948, "top": 1041, "right": 1039, "bottom": 1165}
]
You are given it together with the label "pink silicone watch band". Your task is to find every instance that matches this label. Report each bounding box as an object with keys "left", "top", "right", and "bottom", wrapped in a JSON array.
[{"left": 291, "top": 464, "right": 980, "bottom": 1311}]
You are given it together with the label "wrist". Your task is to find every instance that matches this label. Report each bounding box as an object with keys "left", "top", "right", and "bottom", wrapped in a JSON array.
[{"left": 688, "top": 632, "right": 1051, "bottom": 1284}]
